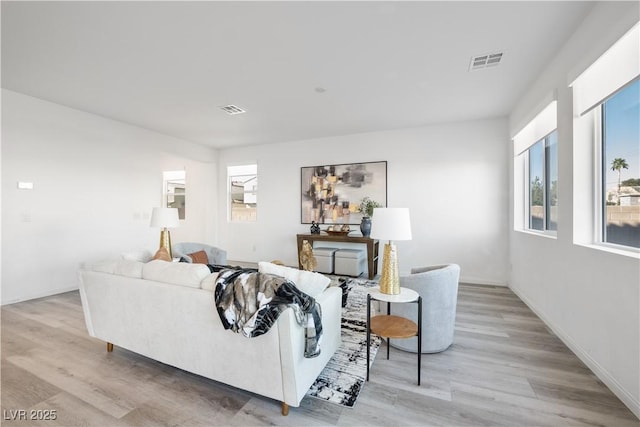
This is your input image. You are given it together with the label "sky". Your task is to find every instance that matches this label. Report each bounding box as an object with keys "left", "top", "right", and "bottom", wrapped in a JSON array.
[
  {"left": 528, "top": 130, "right": 557, "bottom": 188},
  {"left": 604, "top": 79, "right": 640, "bottom": 189}
]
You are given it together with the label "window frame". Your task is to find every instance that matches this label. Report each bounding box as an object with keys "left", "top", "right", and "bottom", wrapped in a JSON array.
[
  {"left": 512, "top": 99, "right": 558, "bottom": 236},
  {"left": 595, "top": 81, "right": 640, "bottom": 251},
  {"left": 227, "top": 164, "right": 258, "bottom": 223},
  {"left": 523, "top": 130, "right": 558, "bottom": 235},
  {"left": 573, "top": 88, "right": 640, "bottom": 257},
  {"left": 162, "top": 170, "right": 186, "bottom": 220},
  {"left": 527, "top": 139, "right": 544, "bottom": 231},
  {"left": 570, "top": 22, "right": 639, "bottom": 257}
]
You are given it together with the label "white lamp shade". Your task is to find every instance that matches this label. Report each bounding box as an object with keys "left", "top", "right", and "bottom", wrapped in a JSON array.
[
  {"left": 150, "top": 207, "right": 179, "bottom": 228},
  {"left": 370, "top": 208, "right": 412, "bottom": 241}
]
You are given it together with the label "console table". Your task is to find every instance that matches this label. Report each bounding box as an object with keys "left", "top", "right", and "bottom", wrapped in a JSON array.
[{"left": 296, "top": 233, "right": 379, "bottom": 279}]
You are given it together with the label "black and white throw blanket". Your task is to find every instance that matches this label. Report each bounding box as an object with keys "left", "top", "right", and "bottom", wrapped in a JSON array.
[{"left": 214, "top": 268, "right": 323, "bottom": 358}]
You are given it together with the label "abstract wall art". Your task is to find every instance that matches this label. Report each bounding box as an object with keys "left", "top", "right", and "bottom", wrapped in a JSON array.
[{"left": 301, "top": 161, "right": 387, "bottom": 225}]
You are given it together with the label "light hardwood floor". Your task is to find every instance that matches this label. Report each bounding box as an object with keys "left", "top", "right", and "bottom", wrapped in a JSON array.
[{"left": 1, "top": 284, "right": 638, "bottom": 426}]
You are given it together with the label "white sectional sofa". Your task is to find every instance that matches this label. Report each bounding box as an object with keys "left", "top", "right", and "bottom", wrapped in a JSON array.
[{"left": 78, "top": 259, "right": 342, "bottom": 415}]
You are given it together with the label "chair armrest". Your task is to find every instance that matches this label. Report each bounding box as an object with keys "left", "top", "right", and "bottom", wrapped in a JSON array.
[{"left": 206, "top": 247, "right": 227, "bottom": 265}]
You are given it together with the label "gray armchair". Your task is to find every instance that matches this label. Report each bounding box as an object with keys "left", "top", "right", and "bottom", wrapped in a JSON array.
[
  {"left": 172, "top": 242, "right": 227, "bottom": 265},
  {"left": 389, "top": 264, "right": 460, "bottom": 353}
]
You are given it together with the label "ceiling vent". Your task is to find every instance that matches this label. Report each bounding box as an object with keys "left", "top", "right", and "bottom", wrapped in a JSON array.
[
  {"left": 219, "top": 104, "right": 246, "bottom": 115},
  {"left": 469, "top": 52, "right": 504, "bottom": 71}
]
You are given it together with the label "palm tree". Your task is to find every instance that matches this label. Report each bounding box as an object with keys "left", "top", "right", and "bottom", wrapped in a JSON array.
[{"left": 611, "top": 157, "right": 629, "bottom": 205}]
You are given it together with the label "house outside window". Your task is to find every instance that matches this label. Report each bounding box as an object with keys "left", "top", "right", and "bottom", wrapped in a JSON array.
[{"left": 228, "top": 164, "right": 257, "bottom": 222}]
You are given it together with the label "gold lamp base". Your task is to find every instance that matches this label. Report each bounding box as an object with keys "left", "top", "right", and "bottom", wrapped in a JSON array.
[
  {"left": 379, "top": 242, "right": 400, "bottom": 295},
  {"left": 159, "top": 228, "right": 173, "bottom": 258}
]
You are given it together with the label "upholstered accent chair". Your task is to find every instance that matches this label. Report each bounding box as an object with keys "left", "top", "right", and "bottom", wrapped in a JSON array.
[
  {"left": 389, "top": 264, "right": 460, "bottom": 353},
  {"left": 172, "top": 242, "right": 227, "bottom": 265}
]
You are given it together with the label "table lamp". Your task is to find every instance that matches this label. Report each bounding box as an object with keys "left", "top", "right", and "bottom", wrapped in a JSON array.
[
  {"left": 150, "top": 207, "right": 179, "bottom": 258},
  {"left": 370, "top": 208, "right": 412, "bottom": 295}
]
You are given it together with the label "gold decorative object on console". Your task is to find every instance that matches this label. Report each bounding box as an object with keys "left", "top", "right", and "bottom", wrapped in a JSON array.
[
  {"left": 150, "top": 207, "right": 180, "bottom": 258},
  {"left": 370, "top": 208, "right": 412, "bottom": 295},
  {"left": 325, "top": 224, "right": 350, "bottom": 236}
]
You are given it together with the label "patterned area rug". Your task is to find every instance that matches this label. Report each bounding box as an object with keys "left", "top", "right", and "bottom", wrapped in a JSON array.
[{"left": 305, "top": 277, "right": 382, "bottom": 408}]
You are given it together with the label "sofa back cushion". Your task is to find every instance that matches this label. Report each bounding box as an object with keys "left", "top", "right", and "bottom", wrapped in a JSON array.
[
  {"left": 121, "top": 249, "right": 153, "bottom": 263},
  {"left": 257, "top": 262, "right": 330, "bottom": 298},
  {"left": 87, "top": 259, "right": 144, "bottom": 279},
  {"left": 142, "top": 260, "right": 211, "bottom": 288}
]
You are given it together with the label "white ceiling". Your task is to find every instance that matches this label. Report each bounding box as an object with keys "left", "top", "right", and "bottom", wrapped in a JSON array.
[{"left": 2, "top": 1, "right": 594, "bottom": 149}]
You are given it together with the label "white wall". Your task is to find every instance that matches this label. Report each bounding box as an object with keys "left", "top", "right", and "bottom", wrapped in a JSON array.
[
  {"left": 508, "top": 2, "right": 640, "bottom": 417},
  {"left": 1, "top": 90, "right": 218, "bottom": 304},
  {"left": 217, "top": 117, "right": 510, "bottom": 286}
]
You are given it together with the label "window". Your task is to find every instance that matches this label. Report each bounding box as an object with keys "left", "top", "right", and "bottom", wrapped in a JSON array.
[
  {"left": 512, "top": 100, "right": 557, "bottom": 235},
  {"left": 601, "top": 79, "right": 639, "bottom": 248},
  {"left": 228, "top": 164, "right": 257, "bottom": 222},
  {"left": 527, "top": 131, "right": 558, "bottom": 231},
  {"left": 571, "top": 22, "right": 639, "bottom": 252},
  {"left": 163, "top": 170, "right": 185, "bottom": 220}
]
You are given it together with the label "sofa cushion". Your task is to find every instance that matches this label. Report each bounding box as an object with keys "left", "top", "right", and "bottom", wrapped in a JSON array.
[
  {"left": 200, "top": 272, "right": 220, "bottom": 291},
  {"left": 257, "top": 262, "right": 330, "bottom": 298},
  {"left": 89, "top": 259, "right": 143, "bottom": 279},
  {"left": 116, "top": 260, "right": 144, "bottom": 278},
  {"left": 142, "top": 260, "right": 211, "bottom": 288},
  {"left": 121, "top": 249, "right": 153, "bottom": 263},
  {"left": 188, "top": 250, "right": 209, "bottom": 264}
]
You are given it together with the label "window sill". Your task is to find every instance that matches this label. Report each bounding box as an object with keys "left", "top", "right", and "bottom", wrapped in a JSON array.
[
  {"left": 514, "top": 229, "right": 557, "bottom": 239},
  {"left": 574, "top": 242, "right": 640, "bottom": 259}
]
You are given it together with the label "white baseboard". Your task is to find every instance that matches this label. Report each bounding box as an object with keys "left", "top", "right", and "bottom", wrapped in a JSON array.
[
  {"left": 460, "top": 276, "right": 507, "bottom": 287},
  {"left": 509, "top": 283, "right": 640, "bottom": 419},
  {"left": 1, "top": 285, "right": 79, "bottom": 306}
]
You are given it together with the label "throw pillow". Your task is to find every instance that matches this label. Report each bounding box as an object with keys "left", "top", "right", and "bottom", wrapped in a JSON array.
[
  {"left": 188, "top": 250, "right": 209, "bottom": 264},
  {"left": 153, "top": 247, "right": 171, "bottom": 262},
  {"left": 257, "top": 261, "right": 330, "bottom": 299}
]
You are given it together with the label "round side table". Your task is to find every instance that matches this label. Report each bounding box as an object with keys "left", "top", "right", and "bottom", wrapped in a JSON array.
[{"left": 366, "top": 287, "right": 422, "bottom": 385}]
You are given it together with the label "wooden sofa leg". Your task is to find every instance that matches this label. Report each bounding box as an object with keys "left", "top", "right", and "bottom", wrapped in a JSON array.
[
  {"left": 281, "top": 402, "right": 289, "bottom": 416},
  {"left": 107, "top": 342, "right": 114, "bottom": 352}
]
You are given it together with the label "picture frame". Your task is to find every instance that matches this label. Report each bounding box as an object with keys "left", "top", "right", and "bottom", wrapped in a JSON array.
[{"left": 300, "top": 161, "right": 387, "bottom": 225}]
